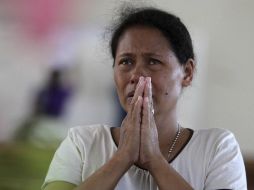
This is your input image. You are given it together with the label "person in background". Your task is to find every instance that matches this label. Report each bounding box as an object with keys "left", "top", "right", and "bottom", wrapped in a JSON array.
[
  {"left": 15, "top": 68, "right": 72, "bottom": 143},
  {"left": 42, "top": 5, "right": 247, "bottom": 190}
]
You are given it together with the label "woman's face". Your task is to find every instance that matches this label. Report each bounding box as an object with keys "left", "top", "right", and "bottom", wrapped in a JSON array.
[{"left": 114, "top": 26, "right": 189, "bottom": 115}]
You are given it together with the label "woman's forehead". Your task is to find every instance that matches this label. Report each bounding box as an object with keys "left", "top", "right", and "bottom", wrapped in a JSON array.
[{"left": 116, "top": 26, "right": 172, "bottom": 57}]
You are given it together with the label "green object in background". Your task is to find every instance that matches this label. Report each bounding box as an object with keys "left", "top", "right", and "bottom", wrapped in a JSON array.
[{"left": 0, "top": 142, "right": 56, "bottom": 190}]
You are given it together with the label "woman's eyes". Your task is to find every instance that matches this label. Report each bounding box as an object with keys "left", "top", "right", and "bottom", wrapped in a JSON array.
[
  {"left": 118, "top": 58, "right": 161, "bottom": 66},
  {"left": 149, "top": 58, "right": 161, "bottom": 65},
  {"left": 119, "top": 58, "right": 133, "bottom": 65}
]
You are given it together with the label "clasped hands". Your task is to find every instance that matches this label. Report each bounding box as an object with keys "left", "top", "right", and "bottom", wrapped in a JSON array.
[{"left": 117, "top": 76, "right": 163, "bottom": 171}]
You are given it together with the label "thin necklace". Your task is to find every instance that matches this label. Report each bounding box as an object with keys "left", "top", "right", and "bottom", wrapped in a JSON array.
[{"left": 167, "top": 124, "right": 182, "bottom": 160}]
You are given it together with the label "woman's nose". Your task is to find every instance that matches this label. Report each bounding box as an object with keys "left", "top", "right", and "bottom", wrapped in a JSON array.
[{"left": 130, "top": 65, "right": 147, "bottom": 84}]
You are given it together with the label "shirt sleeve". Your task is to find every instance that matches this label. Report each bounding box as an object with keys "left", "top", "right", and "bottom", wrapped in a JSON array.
[
  {"left": 42, "top": 128, "right": 84, "bottom": 189},
  {"left": 204, "top": 130, "right": 247, "bottom": 190}
]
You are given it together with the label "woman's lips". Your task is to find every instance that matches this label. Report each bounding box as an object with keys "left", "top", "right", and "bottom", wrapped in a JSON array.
[
  {"left": 126, "top": 91, "right": 135, "bottom": 104},
  {"left": 127, "top": 91, "right": 135, "bottom": 97},
  {"left": 126, "top": 91, "right": 154, "bottom": 105}
]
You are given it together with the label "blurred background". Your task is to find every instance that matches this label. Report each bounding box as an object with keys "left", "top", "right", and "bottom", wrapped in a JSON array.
[{"left": 0, "top": 0, "right": 253, "bottom": 189}]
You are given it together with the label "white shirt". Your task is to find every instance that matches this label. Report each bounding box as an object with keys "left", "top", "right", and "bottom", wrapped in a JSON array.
[{"left": 42, "top": 124, "right": 247, "bottom": 190}]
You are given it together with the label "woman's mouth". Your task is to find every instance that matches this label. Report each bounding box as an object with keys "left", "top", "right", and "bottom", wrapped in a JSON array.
[
  {"left": 126, "top": 91, "right": 135, "bottom": 104},
  {"left": 126, "top": 91, "right": 154, "bottom": 105}
]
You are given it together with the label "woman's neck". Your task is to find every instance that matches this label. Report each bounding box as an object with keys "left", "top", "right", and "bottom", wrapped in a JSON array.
[{"left": 154, "top": 110, "right": 179, "bottom": 150}]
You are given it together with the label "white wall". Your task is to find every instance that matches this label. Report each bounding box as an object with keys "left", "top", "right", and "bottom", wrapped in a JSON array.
[{"left": 0, "top": 0, "right": 253, "bottom": 157}]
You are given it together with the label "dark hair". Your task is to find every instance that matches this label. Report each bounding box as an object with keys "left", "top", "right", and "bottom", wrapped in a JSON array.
[{"left": 110, "top": 6, "right": 194, "bottom": 65}]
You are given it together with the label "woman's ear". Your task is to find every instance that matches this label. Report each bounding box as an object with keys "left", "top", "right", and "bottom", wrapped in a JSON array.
[{"left": 181, "top": 58, "right": 195, "bottom": 87}]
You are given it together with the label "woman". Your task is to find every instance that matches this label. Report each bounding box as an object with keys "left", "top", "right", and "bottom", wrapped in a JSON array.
[{"left": 42, "top": 6, "right": 247, "bottom": 190}]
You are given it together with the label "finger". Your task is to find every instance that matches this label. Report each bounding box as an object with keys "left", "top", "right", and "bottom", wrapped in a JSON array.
[
  {"left": 120, "top": 116, "right": 127, "bottom": 127},
  {"left": 144, "top": 77, "right": 154, "bottom": 114},
  {"left": 148, "top": 78, "right": 153, "bottom": 106},
  {"left": 131, "top": 76, "right": 145, "bottom": 105},
  {"left": 132, "top": 96, "right": 143, "bottom": 126},
  {"left": 143, "top": 77, "right": 149, "bottom": 98},
  {"left": 142, "top": 96, "right": 151, "bottom": 129}
]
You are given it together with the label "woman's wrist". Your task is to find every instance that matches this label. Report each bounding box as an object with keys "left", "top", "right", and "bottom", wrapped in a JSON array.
[
  {"left": 114, "top": 149, "right": 135, "bottom": 170},
  {"left": 146, "top": 154, "right": 167, "bottom": 173}
]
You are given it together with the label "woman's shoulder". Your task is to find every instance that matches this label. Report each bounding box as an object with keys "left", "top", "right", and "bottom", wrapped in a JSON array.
[
  {"left": 65, "top": 124, "right": 114, "bottom": 146},
  {"left": 192, "top": 127, "right": 235, "bottom": 141},
  {"left": 187, "top": 128, "right": 246, "bottom": 189},
  {"left": 188, "top": 127, "right": 239, "bottom": 152},
  {"left": 176, "top": 127, "right": 242, "bottom": 170},
  {"left": 68, "top": 124, "right": 112, "bottom": 137}
]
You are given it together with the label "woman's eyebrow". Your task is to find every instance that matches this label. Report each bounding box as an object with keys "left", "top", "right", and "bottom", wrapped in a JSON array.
[
  {"left": 117, "top": 53, "right": 135, "bottom": 57},
  {"left": 117, "top": 52, "right": 164, "bottom": 58}
]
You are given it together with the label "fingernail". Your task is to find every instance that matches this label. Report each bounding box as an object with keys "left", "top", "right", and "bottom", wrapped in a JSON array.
[
  {"left": 138, "top": 76, "right": 143, "bottom": 84},
  {"left": 147, "top": 77, "right": 151, "bottom": 88}
]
